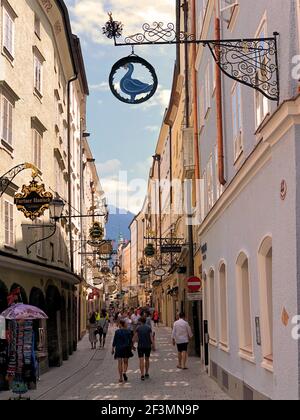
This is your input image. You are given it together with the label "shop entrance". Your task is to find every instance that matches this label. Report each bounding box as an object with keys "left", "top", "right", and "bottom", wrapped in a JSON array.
[{"left": 46, "top": 285, "right": 62, "bottom": 367}]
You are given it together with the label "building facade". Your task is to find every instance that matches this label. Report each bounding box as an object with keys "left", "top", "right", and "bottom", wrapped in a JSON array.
[{"left": 0, "top": 0, "right": 105, "bottom": 382}]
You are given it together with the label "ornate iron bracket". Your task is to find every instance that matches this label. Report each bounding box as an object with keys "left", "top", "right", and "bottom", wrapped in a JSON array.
[
  {"left": 0, "top": 163, "right": 39, "bottom": 198},
  {"left": 103, "top": 15, "right": 280, "bottom": 103}
]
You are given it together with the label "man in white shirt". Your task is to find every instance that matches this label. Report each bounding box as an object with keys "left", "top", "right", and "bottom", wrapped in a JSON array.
[{"left": 172, "top": 312, "right": 193, "bottom": 370}]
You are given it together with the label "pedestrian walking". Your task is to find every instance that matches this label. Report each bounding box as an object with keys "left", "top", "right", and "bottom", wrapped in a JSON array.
[
  {"left": 134, "top": 317, "right": 153, "bottom": 381},
  {"left": 97, "top": 309, "right": 109, "bottom": 348},
  {"left": 153, "top": 310, "right": 160, "bottom": 327},
  {"left": 88, "top": 312, "right": 98, "bottom": 350},
  {"left": 112, "top": 319, "right": 134, "bottom": 383},
  {"left": 171, "top": 312, "right": 193, "bottom": 370}
]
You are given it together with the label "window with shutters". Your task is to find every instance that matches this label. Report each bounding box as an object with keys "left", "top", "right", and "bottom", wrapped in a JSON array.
[
  {"left": 4, "top": 200, "right": 14, "bottom": 247},
  {"left": 2, "top": 4, "right": 16, "bottom": 61},
  {"left": 32, "top": 129, "right": 42, "bottom": 169},
  {"left": 1, "top": 95, "right": 13, "bottom": 146}
]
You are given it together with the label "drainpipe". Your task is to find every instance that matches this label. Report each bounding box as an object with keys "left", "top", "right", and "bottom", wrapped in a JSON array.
[
  {"left": 191, "top": 0, "right": 200, "bottom": 186},
  {"left": 215, "top": 16, "right": 226, "bottom": 186},
  {"left": 67, "top": 74, "right": 78, "bottom": 273}
]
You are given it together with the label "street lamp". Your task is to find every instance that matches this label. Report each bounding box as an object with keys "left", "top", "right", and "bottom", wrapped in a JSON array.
[{"left": 49, "top": 198, "right": 65, "bottom": 222}]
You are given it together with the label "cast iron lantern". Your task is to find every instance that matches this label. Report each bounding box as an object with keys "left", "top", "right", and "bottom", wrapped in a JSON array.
[{"left": 49, "top": 198, "right": 65, "bottom": 222}]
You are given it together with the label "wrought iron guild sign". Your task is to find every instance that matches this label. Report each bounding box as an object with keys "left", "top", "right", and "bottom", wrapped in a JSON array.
[
  {"left": 14, "top": 179, "right": 53, "bottom": 221},
  {"left": 104, "top": 15, "right": 280, "bottom": 103},
  {"left": 109, "top": 55, "right": 158, "bottom": 104}
]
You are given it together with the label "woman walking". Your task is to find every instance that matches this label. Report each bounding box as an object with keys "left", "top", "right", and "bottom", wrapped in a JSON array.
[
  {"left": 88, "top": 312, "right": 98, "bottom": 350},
  {"left": 112, "top": 319, "right": 134, "bottom": 383}
]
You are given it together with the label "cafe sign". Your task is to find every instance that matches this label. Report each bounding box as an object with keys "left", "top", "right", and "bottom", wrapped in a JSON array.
[{"left": 14, "top": 179, "right": 53, "bottom": 221}]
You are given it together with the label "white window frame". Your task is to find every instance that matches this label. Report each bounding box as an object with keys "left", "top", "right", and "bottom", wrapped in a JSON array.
[
  {"left": 4, "top": 199, "right": 14, "bottom": 247},
  {"left": 254, "top": 15, "right": 270, "bottom": 128},
  {"left": 32, "top": 129, "right": 42, "bottom": 169},
  {"left": 1, "top": 94, "right": 13, "bottom": 146},
  {"left": 206, "top": 155, "right": 214, "bottom": 210},
  {"left": 2, "top": 3, "right": 15, "bottom": 60},
  {"left": 231, "top": 82, "right": 243, "bottom": 162},
  {"left": 208, "top": 269, "right": 217, "bottom": 344},
  {"left": 219, "top": 262, "right": 229, "bottom": 349},
  {"left": 215, "top": 144, "right": 223, "bottom": 200},
  {"left": 34, "top": 54, "right": 43, "bottom": 96},
  {"left": 204, "top": 63, "right": 211, "bottom": 117}
]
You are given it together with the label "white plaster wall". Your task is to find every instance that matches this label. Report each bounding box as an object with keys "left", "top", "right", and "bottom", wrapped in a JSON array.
[{"left": 202, "top": 128, "right": 298, "bottom": 400}]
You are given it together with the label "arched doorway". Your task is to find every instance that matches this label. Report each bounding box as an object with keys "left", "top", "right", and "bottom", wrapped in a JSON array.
[
  {"left": 46, "top": 285, "right": 62, "bottom": 367},
  {"left": 0, "top": 280, "right": 8, "bottom": 313},
  {"left": 29, "top": 288, "right": 46, "bottom": 351},
  {"left": 10, "top": 283, "right": 28, "bottom": 304}
]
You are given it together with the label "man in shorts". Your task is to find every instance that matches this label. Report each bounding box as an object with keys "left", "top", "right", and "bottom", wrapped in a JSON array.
[
  {"left": 172, "top": 312, "right": 193, "bottom": 370},
  {"left": 134, "top": 317, "right": 153, "bottom": 381}
]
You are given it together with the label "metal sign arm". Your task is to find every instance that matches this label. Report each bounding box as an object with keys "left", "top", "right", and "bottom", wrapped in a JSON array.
[
  {"left": 103, "top": 16, "right": 280, "bottom": 103},
  {"left": 0, "top": 163, "right": 39, "bottom": 198}
]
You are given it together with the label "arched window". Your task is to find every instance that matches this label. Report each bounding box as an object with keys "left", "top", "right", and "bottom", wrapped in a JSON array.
[
  {"left": 208, "top": 269, "right": 217, "bottom": 343},
  {"left": 236, "top": 253, "right": 253, "bottom": 357},
  {"left": 258, "top": 237, "right": 273, "bottom": 369},
  {"left": 219, "top": 263, "right": 229, "bottom": 349}
]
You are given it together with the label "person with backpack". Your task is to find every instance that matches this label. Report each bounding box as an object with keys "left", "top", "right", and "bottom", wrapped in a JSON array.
[{"left": 88, "top": 312, "right": 98, "bottom": 350}]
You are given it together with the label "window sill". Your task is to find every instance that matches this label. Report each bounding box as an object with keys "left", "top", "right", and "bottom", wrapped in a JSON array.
[
  {"left": 34, "top": 88, "right": 43, "bottom": 102},
  {"left": 2, "top": 47, "right": 14, "bottom": 66},
  {"left": 234, "top": 149, "right": 244, "bottom": 167},
  {"left": 219, "top": 342, "right": 230, "bottom": 353},
  {"left": 261, "top": 359, "right": 274, "bottom": 373},
  {"left": 239, "top": 348, "right": 256, "bottom": 364},
  {"left": 209, "top": 338, "right": 218, "bottom": 348},
  {"left": 1, "top": 139, "right": 14, "bottom": 153},
  {"left": 3, "top": 245, "right": 17, "bottom": 252}
]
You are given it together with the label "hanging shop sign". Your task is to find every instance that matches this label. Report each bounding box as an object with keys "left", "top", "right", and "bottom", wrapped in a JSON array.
[
  {"left": 109, "top": 55, "right": 158, "bottom": 104},
  {"left": 160, "top": 244, "right": 182, "bottom": 254},
  {"left": 98, "top": 241, "right": 113, "bottom": 255},
  {"left": 154, "top": 267, "right": 166, "bottom": 277},
  {"left": 14, "top": 179, "right": 53, "bottom": 221},
  {"left": 89, "top": 222, "right": 104, "bottom": 240}
]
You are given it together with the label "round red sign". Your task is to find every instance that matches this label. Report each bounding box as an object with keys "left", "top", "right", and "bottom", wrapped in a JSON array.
[{"left": 187, "top": 277, "right": 202, "bottom": 292}]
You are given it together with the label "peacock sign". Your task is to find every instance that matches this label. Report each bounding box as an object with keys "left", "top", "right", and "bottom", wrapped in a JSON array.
[{"left": 109, "top": 54, "right": 158, "bottom": 104}]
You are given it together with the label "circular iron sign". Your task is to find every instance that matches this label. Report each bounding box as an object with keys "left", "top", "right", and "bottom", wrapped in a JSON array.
[{"left": 109, "top": 55, "right": 158, "bottom": 104}]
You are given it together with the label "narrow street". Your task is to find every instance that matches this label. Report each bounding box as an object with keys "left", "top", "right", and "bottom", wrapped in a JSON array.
[{"left": 0, "top": 326, "right": 228, "bottom": 401}]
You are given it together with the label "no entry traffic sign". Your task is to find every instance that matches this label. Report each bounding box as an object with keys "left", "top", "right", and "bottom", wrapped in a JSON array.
[{"left": 187, "top": 277, "right": 202, "bottom": 292}]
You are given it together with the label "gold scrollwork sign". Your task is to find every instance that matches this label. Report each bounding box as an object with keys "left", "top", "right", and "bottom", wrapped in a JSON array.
[{"left": 14, "top": 179, "right": 53, "bottom": 221}]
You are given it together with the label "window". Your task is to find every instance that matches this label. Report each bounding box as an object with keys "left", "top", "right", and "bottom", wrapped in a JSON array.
[
  {"left": 197, "top": 0, "right": 208, "bottom": 36},
  {"left": 204, "top": 64, "right": 211, "bottom": 116},
  {"left": 212, "top": 57, "right": 216, "bottom": 94},
  {"left": 208, "top": 269, "right": 217, "bottom": 343},
  {"left": 219, "top": 263, "right": 229, "bottom": 348},
  {"left": 2, "top": 4, "right": 15, "bottom": 59},
  {"left": 236, "top": 253, "right": 253, "bottom": 358},
  {"left": 34, "top": 14, "right": 41, "bottom": 38},
  {"left": 34, "top": 54, "right": 43, "bottom": 96},
  {"left": 1, "top": 95, "right": 13, "bottom": 145},
  {"left": 32, "top": 129, "right": 42, "bottom": 169},
  {"left": 206, "top": 155, "right": 214, "bottom": 210},
  {"left": 4, "top": 200, "right": 14, "bottom": 246},
  {"left": 199, "top": 85, "right": 205, "bottom": 130},
  {"left": 255, "top": 19, "right": 269, "bottom": 127},
  {"left": 258, "top": 237, "right": 273, "bottom": 369},
  {"left": 34, "top": 220, "right": 46, "bottom": 258},
  {"left": 215, "top": 145, "right": 223, "bottom": 200},
  {"left": 231, "top": 82, "right": 243, "bottom": 160}
]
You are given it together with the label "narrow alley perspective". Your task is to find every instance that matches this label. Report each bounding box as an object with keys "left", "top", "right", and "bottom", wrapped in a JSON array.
[{"left": 0, "top": 325, "right": 228, "bottom": 401}]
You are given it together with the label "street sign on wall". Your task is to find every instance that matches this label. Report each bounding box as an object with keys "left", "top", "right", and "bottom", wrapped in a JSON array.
[
  {"left": 187, "top": 276, "right": 202, "bottom": 292},
  {"left": 187, "top": 292, "right": 202, "bottom": 301}
]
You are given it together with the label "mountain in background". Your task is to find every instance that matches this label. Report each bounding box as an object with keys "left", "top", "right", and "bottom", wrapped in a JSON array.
[{"left": 106, "top": 205, "right": 135, "bottom": 247}]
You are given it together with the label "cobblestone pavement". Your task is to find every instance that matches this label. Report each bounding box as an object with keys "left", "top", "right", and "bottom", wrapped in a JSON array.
[{"left": 0, "top": 326, "right": 230, "bottom": 400}]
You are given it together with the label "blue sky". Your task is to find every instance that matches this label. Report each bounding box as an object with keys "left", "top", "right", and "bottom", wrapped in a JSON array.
[{"left": 65, "top": 0, "right": 175, "bottom": 213}]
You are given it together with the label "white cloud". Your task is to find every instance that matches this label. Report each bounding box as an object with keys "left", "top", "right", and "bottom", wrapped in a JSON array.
[
  {"left": 145, "top": 125, "right": 159, "bottom": 133},
  {"left": 97, "top": 159, "right": 121, "bottom": 176},
  {"left": 66, "top": 0, "right": 175, "bottom": 45},
  {"left": 141, "top": 85, "right": 171, "bottom": 111},
  {"left": 90, "top": 82, "right": 109, "bottom": 91}
]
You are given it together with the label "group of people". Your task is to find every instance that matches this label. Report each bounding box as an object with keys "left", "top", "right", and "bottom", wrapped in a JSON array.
[
  {"left": 88, "top": 306, "right": 193, "bottom": 384},
  {"left": 88, "top": 309, "right": 109, "bottom": 350},
  {"left": 111, "top": 308, "right": 158, "bottom": 383}
]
